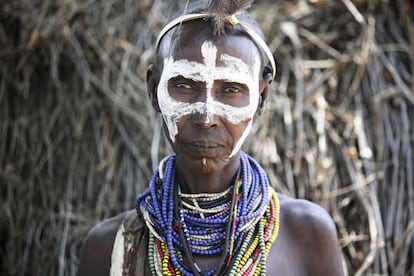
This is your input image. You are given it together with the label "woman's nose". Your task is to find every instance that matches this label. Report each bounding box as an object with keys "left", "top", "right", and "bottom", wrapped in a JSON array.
[{"left": 193, "top": 111, "right": 218, "bottom": 128}]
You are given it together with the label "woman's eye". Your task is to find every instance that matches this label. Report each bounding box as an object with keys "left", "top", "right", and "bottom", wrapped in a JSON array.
[
  {"left": 175, "top": 83, "right": 192, "bottom": 90},
  {"left": 223, "top": 86, "right": 241, "bottom": 94}
]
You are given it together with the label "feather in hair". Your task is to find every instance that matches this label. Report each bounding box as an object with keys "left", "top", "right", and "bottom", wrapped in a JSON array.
[{"left": 207, "top": 0, "right": 254, "bottom": 34}]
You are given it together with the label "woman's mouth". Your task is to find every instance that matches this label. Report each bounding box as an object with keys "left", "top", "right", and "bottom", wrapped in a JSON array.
[
  {"left": 185, "top": 141, "right": 225, "bottom": 156},
  {"left": 189, "top": 141, "right": 221, "bottom": 148}
]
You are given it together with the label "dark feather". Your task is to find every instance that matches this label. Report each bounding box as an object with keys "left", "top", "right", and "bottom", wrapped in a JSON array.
[{"left": 206, "top": 0, "right": 254, "bottom": 34}]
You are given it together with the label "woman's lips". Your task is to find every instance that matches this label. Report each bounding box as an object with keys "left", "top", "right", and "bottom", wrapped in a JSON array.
[
  {"left": 189, "top": 141, "right": 222, "bottom": 148},
  {"left": 185, "top": 141, "right": 225, "bottom": 156}
]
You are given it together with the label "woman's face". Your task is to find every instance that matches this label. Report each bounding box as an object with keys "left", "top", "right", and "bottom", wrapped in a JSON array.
[{"left": 155, "top": 22, "right": 265, "bottom": 172}]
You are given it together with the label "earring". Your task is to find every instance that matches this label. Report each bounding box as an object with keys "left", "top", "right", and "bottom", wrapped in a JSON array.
[{"left": 262, "top": 65, "right": 273, "bottom": 78}]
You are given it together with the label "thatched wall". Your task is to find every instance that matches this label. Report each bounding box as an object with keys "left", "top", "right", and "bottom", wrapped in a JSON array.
[{"left": 1, "top": 0, "right": 413, "bottom": 275}]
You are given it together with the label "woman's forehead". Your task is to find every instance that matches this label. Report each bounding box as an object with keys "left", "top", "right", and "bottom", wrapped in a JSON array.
[{"left": 162, "top": 21, "right": 262, "bottom": 68}]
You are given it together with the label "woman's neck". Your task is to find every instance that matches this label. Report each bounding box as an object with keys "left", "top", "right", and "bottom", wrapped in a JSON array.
[{"left": 175, "top": 153, "right": 241, "bottom": 194}]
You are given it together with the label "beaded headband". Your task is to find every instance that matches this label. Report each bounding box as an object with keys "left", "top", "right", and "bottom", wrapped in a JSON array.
[{"left": 155, "top": 13, "right": 276, "bottom": 79}]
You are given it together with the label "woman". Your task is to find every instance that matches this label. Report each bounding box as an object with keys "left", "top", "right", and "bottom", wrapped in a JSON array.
[{"left": 77, "top": 1, "right": 344, "bottom": 275}]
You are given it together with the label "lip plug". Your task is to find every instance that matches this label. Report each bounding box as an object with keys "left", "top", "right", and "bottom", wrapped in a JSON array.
[{"left": 202, "top": 157, "right": 207, "bottom": 166}]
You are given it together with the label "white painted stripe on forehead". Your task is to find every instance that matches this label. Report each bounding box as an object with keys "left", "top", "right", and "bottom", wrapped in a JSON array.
[{"left": 201, "top": 41, "right": 217, "bottom": 90}]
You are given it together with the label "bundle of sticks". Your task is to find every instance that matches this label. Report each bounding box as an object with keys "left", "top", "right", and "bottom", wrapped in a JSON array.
[{"left": 0, "top": 0, "right": 412, "bottom": 275}]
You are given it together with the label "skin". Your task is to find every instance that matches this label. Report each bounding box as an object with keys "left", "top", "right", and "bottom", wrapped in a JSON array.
[{"left": 77, "top": 20, "right": 344, "bottom": 276}]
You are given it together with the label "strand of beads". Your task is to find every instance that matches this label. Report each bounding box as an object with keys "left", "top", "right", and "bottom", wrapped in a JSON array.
[
  {"left": 177, "top": 184, "right": 234, "bottom": 256},
  {"left": 228, "top": 189, "right": 280, "bottom": 276}
]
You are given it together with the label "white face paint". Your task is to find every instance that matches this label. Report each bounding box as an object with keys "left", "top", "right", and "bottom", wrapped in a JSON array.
[{"left": 157, "top": 40, "right": 261, "bottom": 158}]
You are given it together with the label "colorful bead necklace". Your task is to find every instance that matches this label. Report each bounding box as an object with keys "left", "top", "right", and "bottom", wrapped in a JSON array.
[{"left": 136, "top": 152, "right": 280, "bottom": 276}]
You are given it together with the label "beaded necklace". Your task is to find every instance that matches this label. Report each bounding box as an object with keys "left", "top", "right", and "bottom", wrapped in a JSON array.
[{"left": 136, "top": 152, "right": 280, "bottom": 276}]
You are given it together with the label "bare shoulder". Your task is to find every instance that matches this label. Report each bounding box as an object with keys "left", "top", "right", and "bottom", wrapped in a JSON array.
[
  {"left": 278, "top": 194, "right": 337, "bottom": 237},
  {"left": 76, "top": 211, "right": 130, "bottom": 276},
  {"left": 268, "top": 194, "right": 344, "bottom": 275}
]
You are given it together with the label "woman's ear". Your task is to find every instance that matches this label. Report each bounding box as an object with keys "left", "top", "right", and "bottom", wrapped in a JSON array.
[
  {"left": 255, "top": 65, "right": 273, "bottom": 117},
  {"left": 147, "top": 64, "right": 161, "bottom": 112}
]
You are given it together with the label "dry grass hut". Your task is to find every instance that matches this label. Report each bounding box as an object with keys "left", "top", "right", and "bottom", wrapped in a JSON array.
[{"left": 0, "top": 0, "right": 413, "bottom": 275}]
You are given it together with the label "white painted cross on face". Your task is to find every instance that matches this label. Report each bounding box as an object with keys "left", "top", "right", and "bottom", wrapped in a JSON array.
[{"left": 157, "top": 40, "right": 261, "bottom": 157}]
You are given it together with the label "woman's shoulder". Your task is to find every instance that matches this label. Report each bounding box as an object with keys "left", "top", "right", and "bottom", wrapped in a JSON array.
[
  {"left": 277, "top": 193, "right": 336, "bottom": 234},
  {"left": 278, "top": 194, "right": 333, "bottom": 221},
  {"left": 276, "top": 193, "right": 339, "bottom": 248},
  {"left": 274, "top": 193, "right": 344, "bottom": 275},
  {"left": 76, "top": 210, "right": 142, "bottom": 276}
]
